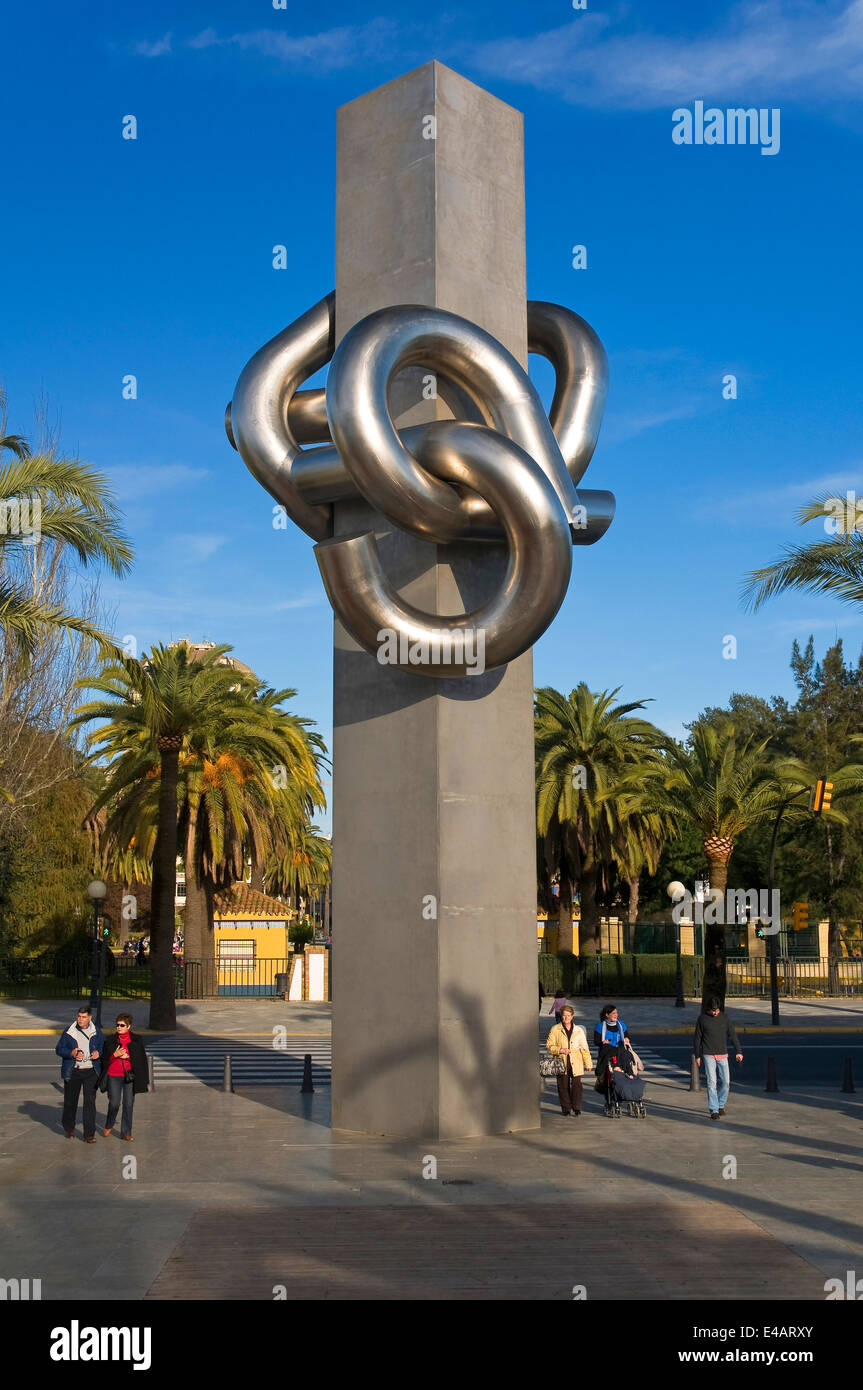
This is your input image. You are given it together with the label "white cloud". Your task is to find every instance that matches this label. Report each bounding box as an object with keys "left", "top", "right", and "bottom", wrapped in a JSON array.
[
  {"left": 702, "top": 469, "right": 863, "bottom": 525},
  {"left": 137, "top": 19, "right": 399, "bottom": 71},
  {"left": 105, "top": 463, "right": 211, "bottom": 500},
  {"left": 135, "top": 32, "right": 172, "bottom": 57},
  {"left": 470, "top": 1, "right": 863, "bottom": 109},
  {"left": 170, "top": 533, "right": 228, "bottom": 563}
]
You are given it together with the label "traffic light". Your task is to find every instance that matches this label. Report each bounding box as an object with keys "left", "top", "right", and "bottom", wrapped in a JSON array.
[
  {"left": 102, "top": 927, "right": 110, "bottom": 938},
  {"left": 755, "top": 921, "right": 765, "bottom": 939},
  {"left": 810, "top": 778, "right": 834, "bottom": 813},
  {"left": 792, "top": 901, "right": 809, "bottom": 932}
]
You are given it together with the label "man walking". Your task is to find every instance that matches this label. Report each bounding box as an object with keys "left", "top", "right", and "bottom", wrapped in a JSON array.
[
  {"left": 56, "top": 1005, "right": 104, "bottom": 1141},
  {"left": 693, "top": 996, "right": 743, "bottom": 1120}
]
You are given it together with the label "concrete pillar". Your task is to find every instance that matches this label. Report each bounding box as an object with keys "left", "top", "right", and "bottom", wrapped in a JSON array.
[{"left": 330, "top": 61, "right": 538, "bottom": 1138}]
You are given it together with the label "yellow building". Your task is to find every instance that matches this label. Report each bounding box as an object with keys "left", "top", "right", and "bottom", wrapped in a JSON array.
[{"left": 213, "top": 882, "right": 294, "bottom": 995}]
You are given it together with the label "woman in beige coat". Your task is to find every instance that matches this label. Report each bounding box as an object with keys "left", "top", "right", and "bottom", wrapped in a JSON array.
[{"left": 546, "top": 1004, "right": 592, "bottom": 1116}]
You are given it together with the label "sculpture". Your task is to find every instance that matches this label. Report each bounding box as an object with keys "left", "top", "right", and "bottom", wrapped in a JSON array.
[{"left": 227, "top": 293, "right": 613, "bottom": 677}]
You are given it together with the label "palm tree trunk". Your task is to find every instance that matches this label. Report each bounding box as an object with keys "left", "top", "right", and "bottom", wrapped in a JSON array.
[
  {"left": 250, "top": 856, "right": 264, "bottom": 893},
  {"left": 148, "top": 739, "right": 180, "bottom": 1031},
  {"left": 578, "top": 866, "right": 600, "bottom": 957},
  {"left": 626, "top": 876, "right": 640, "bottom": 927},
  {"left": 556, "top": 877, "right": 574, "bottom": 954},
  {"left": 182, "top": 814, "right": 205, "bottom": 1000},
  {"left": 702, "top": 845, "right": 732, "bottom": 1009},
  {"left": 202, "top": 879, "right": 218, "bottom": 998}
]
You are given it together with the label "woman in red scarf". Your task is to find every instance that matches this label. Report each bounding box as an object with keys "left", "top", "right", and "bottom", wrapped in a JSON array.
[{"left": 100, "top": 1013, "right": 149, "bottom": 1140}]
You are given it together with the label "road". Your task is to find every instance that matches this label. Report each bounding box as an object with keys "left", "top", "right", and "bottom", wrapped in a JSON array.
[{"left": 1, "top": 1031, "right": 860, "bottom": 1088}]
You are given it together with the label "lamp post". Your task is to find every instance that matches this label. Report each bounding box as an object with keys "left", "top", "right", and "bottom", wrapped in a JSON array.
[
  {"left": 86, "top": 880, "right": 107, "bottom": 1025},
  {"left": 667, "top": 881, "right": 686, "bottom": 1008}
]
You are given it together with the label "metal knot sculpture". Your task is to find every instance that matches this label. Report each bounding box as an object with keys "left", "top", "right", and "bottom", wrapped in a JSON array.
[{"left": 226, "top": 293, "right": 614, "bottom": 677}]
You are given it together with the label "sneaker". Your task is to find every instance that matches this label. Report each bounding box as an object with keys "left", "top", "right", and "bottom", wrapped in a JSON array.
[
  {"left": 573, "top": 1110, "right": 581, "bottom": 1116},
  {"left": 84, "top": 1136, "right": 96, "bottom": 1143},
  {"left": 710, "top": 1112, "right": 720, "bottom": 1121},
  {"left": 64, "top": 1130, "right": 74, "bottom": 1139}
]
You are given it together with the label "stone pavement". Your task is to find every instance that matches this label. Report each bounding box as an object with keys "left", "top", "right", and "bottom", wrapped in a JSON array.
[
  {"left": 2, "top": 994, "right": 862, "bottom": 1035},
  {"left": 1, "top": 1025, "right": 860, "bottom": 1300}
]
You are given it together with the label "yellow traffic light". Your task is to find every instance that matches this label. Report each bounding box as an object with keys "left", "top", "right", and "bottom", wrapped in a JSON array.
[
  {"left": 792, "top": 901, "right": 809, "bottom": 932},
  {"left": 810, "top": 778, "right": 834, "bottom": 813}
]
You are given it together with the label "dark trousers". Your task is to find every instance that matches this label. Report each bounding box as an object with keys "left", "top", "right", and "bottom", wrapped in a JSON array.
[
  {"left": 556, "top": 1070, "right": 583, "bottom": 1113},
  {"left": 62, "top": 1069, "right": 98, "bottom": 1136},
  {"left": 105, "top": 1075, "right": 135, "bottom": 1134}
]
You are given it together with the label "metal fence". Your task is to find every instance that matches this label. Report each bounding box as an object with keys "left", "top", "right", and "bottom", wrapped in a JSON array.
[
  {"left": 0, "top": 952, "right": 330, "bottom": 1000},
  {"left": 0, "top": 954, "right": 182, "bottom": 1000}
]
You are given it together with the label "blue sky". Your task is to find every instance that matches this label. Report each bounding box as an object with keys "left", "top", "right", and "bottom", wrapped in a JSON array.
[{"left": 3, "top": 1, "right": 863, "bottom": 826}]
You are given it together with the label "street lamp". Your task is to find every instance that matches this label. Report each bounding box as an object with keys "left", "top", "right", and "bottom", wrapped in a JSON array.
[
  {"left": 667, "top": 881, "right": 687, "bottom": 1008},
  {"left": 86, "top": 880, "right": 107, "bottom": 1026}
]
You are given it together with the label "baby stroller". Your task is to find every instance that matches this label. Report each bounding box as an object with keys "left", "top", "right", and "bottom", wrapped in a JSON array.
[{"left": 595, "top": 1042, "right": 647, "bottom": 1118}]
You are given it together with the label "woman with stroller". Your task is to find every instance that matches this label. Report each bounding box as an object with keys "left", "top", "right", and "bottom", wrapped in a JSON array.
[{"left": 594, "top": 1003, "right": 647, "bottom": 1117}]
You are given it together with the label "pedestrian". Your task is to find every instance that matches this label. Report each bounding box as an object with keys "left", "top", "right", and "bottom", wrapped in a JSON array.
[
  {"left": 546, "top": 1004, "right": 592, "bottom": 1116},
  {"left": 55, "top": 1005, "right": 105, "bottom": 1141},
  {"left": 549, "top": 988, "right": 568, "bottom": 1023},
  {"left": 99, "top": 1012, "right": 149, "bottom": 1140},
  {"left": 135, "top": 939, "right": 146, "bottom": 966},
  {"left": 538, "top": 978, "right": 544, "bottom": 1009},
  {"left": 593, "top": 1003, "right": 630, "bottom": 1051},
  {"left": 693, "top": 996, "right": 744, "bottom": 1120}
]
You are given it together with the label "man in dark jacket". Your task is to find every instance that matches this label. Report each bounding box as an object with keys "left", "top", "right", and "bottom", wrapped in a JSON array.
[
  {"left": 693, "top": 997, "right": 743, "bottom": 1120},
  {"left": 56, "top": 1006, "right": 105, "bottom": 1141}
]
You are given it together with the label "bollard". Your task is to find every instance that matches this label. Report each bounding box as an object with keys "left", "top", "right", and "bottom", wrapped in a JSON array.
[
  {"left": 841, "top": 1056, "right": 856, "bottom": 1094},
  {"left": 148, "top": 1054, "right": 155, "bottom": 1092},
  {"left": 300, "top": 1053, "right": 314, "bottom": 1094},
  {"left": 765, "top": 1055, "right": 779, "bottom": 1093},
  {"left": 222, "top": 1054, "right": 234, "bottom": 1093},
  {"left": 689, "top": 1056, "right": 701, "bottom": 1092}
]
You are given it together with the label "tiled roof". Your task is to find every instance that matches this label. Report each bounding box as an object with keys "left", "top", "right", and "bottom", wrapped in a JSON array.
[{"left": 213, "top": 882, "right": 291, "bottom": 919}]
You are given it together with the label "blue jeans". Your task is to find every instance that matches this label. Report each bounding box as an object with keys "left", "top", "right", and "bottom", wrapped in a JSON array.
[
  {"left": 703, "top": 1055, "right": 730, "bottom": 1113},
  {"left": 105, "top": 1075, "right": 135, "bottom": 1134}
]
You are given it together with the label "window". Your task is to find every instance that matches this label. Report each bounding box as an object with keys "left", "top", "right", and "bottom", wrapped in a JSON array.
[{"left": 219, "top": 939, "right": 255, "bottom": 965}]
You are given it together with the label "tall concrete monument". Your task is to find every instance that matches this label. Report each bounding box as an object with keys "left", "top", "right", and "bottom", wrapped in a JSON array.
[{"left": 227, "top": 62, "right": 613, "bottom": 1138}]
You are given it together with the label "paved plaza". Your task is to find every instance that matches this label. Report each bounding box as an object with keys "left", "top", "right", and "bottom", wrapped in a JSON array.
[{"left": 1, "top": 996, "right": 860, "bottom": 1300}]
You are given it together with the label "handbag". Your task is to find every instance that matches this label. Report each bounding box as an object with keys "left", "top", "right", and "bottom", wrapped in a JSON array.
[
  {"left": 540, "top": 1053, "right": 566, "bottom": 1077},
  {"left": 98, "top": 1069, "right": 109, "bottom": 1094}
]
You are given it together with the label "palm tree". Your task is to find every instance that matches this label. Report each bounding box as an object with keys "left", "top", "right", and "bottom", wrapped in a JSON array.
[
  {"left": 265, "top": 824, "right": 332, "bottom": 915},
  {"left": 645, "top": 725, "right": 784, "bottom": 1005},
  {"left": 80, "top": 669, "right": 328, "bottom": 1003},
  {"left": 743, "top": 493, "right": 863, "bottom": 613},
  {"left": 535, "top": 685, "right": 670, "bottom": 956},
  {"left": 71, "top": 644, "right": 263, "bottom": 1029},
  {"left": 0, "top": 428, "right": 131, "bottom": 655}
]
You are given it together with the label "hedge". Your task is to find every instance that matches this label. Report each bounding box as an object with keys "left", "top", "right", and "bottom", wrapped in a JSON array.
[{"left": 539, "top": 952, "right": 698, "bottom": 997}]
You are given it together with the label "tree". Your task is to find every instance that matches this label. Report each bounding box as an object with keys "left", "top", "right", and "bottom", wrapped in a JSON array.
[
  {"left": 646, "top": 725, "right": 785, "bottom": 1006},
  {"left": 0, "top": 406, "right": 131, "bottom": 658},
  {"left": 535, "top": 684, "right": 669, "bottom": 956},
  {"left": 72, "top": 644, "right": 262, "bottom": 1029},
  {"left": 265, "top": 824, "right": 332, "bottom": 913},
  {"left": 743, "top": 493, "right": 863, "bottom": 614}
]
